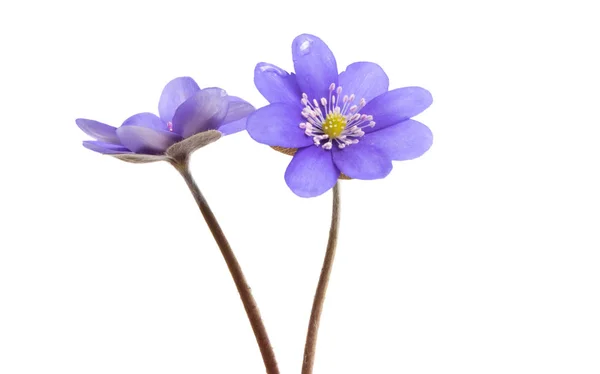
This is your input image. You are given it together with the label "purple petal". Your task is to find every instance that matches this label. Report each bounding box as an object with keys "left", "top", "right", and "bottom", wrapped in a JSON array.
[
  {"left": 76, "top": 118, "right": 120, "bottom": 144},
  {"left": 332, "top": 142, "right": 392, "bottom": 180},
  {"left": 337, "top": 62, "right": 389, "bottom": 103},
  {"left": 219, "top": 118, "right": 246, "bottom": 135},
  {"left": 83, "top": 141, "right": 131, "bottom": 154},
  {"left": 363, "top": 87, "right": 433, "bottom": 133},
  {"left": 246, "top": 103, "right": 314, "bottom": 148},
  {"left": 217, "top": 96, "right": 255, "bottom": 135},
  {"left": 121, "top": 112, "right": 170, "bottom": 132},
  {"left": 285, "top": 146, "right": 339, "bottom": 198},
  {"left": 171, "top": 88, "right": 229, "bottom": 138},
  {"left": 116, "top": 125, "right": 182, "bottom": 154},
  {"left": 364, "top": 120, "right": 433, "bottom": 160},
  {"left": 292, "top": 34, "right": 338, "bottom": 102},
  {"left": 158, "top": 77, "right": 201, "bottom": 123},
  {"left": 254, "top": 62, "right": 302, "bottom": 105}
]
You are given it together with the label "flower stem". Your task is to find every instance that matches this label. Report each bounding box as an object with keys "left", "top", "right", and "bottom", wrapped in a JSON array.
[
  {"left": 302, "top": 182, "right": 341, "bottom": 374},
  {"left": 174, "top": 161, "right": 279, "bottom": 374}
]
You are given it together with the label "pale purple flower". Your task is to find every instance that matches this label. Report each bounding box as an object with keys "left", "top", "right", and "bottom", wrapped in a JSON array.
[
  {"left": 247, "top": 34, "right": 433, "bottom": 197},
  {"left": 77, "top": 77, "right": 254, "bottom": 161}
]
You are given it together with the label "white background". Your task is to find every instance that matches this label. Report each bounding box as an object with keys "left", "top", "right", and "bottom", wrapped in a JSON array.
[{"left": 1, "top": 0, "right": 599, "bottom": 373}]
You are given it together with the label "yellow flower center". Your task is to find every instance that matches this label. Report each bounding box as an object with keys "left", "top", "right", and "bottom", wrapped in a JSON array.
[
  {"left": 299, "top": 83, "right": 375, "bottom": 150},
  {"left": 322, "top": 112, "right": 347, "bottom": 139}
]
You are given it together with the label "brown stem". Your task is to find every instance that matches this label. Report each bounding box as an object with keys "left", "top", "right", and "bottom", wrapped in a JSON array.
[
  {"left": 302, "top": 182, "right": 341, "bottom": 374},
  {"left": 173, "top": 160, "right": 279, "bottom": 374}
]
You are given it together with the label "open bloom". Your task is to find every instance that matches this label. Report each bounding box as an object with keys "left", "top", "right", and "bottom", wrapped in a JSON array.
[
  {"left": 77, "top": 77, "right": 254, "bottom": 162},
  {"left": 246, "top": 34, "right": 433, "bottom": 197}
]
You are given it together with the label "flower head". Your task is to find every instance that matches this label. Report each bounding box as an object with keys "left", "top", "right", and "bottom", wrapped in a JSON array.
[
  {"left": 77, "top": 77, "right": 255, "bottom": 163},
  {"left": 247, "top": 34, "right": 433, "bottom": 197}
]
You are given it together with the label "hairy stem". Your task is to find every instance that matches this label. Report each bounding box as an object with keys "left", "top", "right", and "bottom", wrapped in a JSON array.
[
  {"left": 174, "top": 161, "right": 279, "bottom": 374},
  {"left": 302, "top": 182, "right": 341, "bottom": 374}
]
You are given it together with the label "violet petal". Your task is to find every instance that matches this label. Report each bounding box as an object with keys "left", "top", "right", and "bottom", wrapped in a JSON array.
[
  {"left": 76, "top": 118, "right": 121, "bottom": 144},
  {"left": 254, "top": 62, "right": 303, "bottom": 105},
  {"left": 171, "top": 87, "right": 229, "bottom": 138},
  {"left": 218, "top": 118, "right": 246, "bottom": 136},
  {"left": 337, "top": 62, "right": 389, "bottom": 103},
  {"left": 116, "top": 125, "right": 182, "bottom": 154},
  {"left": 364, "top": 119, "right": 433, "bottom": 160},
  {"left": 158, "top": 77, "right": 201, "bottom": 123},
  {"left": 246, "top": 103, "right": 314, "bottom": 148},
  {"left": 217, "top": 96, "right": 255, "bottom": 135},
  {"left": 285, "top": 145, "right": 340, "bottom": 198},
  {"left": 292, "top": 34, "right": 338, "bottom": 102},
  {"left": 332, "top": 142, "right": 392, "bottom": 180},
  {"left": 362, "top": 87, "right": 433, "bottom": 133},
  {"left": 121, "top": 112, "right": 170, "bottom": 132},
  {"left": 83, "top": 140, "right": 131, "bottom": 154}
]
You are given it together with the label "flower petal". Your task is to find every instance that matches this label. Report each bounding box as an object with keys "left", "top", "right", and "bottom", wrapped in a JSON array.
[
  {"left": 166, "top": 130, "right": 222, "bottom": 159},
  {"left": 246, "top": 103, "right": 314, "bottom": 148},
  {"left": 363, "top": 87, "right": 433, "bottom": 133},
  {"left": 217, "top": 96, "right": 255, "bottom": 135},
  {"left": 292, "top": 34, "right": 338, "bottom": 102},
  {"left": 254, "top": 62, "right": 302, "bottom": 105},
  {"left": 121, "top": 112, "right": 170, "bottom": 132},
  {"left": 76, "top": 118, "right": 120, "bottom": 144},
  {"left": 332, "top": 142, "right": 392, "bottom": 180},
  {"left": 218, "top": 118, "right": 246, "bottom": 136},
  {"left": 364, "top": 119, "right": 433, "bottom": 160},
  {"left": 171, "top": 88, "right": 229, "bottom": 138},
  {"left": 337, "top": 62, "right": 389, "bottom": 103},
  {"left": 158, "top": 77, "right": 201, "bottom": 123},
  {"left": 224, "top": 96, "right": 255, "bottom": 121},
  {"left": 116, "top": 125, "right": 182, "bottom": 154},
  {"left": 82, "top": 141, "right": 131, "bottom": 154},
  {"left": 285, "top": 145, "right": 340, "bottom": 198}
]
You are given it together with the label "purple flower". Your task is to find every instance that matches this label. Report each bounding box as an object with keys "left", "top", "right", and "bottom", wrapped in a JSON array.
[
  {"left": 77, "top": 77, "right": 255, "bottom": 163},
  {"left": 246, "top": 34, "right": 433, "bottom": 197}
]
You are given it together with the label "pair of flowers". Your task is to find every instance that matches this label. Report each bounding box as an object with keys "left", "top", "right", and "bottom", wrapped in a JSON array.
[
  {"left": 76, "top": 33, "right": 434, "bottom": 373},
  {"left": 77, "top": 34, "right": 433, "bottom": 197}
]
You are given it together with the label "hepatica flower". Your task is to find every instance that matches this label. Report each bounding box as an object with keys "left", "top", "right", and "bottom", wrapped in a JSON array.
[
  {"left": 75, "top": 76, "right": 280, "bottom": 373},
  {"left": 247, "top": 34, "right": 433, "bottom": 197},
  {"left": 77, "top": 77, "right": 254, "bottom": 163}
]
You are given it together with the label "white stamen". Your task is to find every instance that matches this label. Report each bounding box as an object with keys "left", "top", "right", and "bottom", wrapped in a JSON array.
[{"left": 298, "top": 82, "right": 375, "bottom": 150}]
